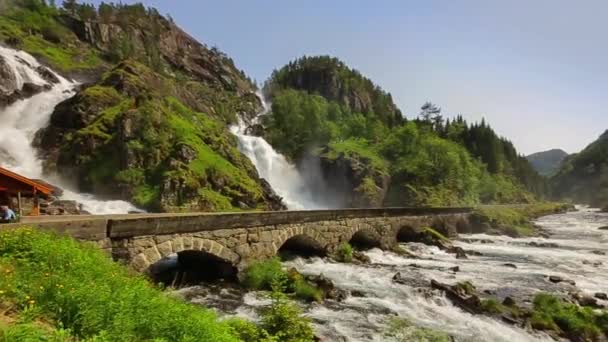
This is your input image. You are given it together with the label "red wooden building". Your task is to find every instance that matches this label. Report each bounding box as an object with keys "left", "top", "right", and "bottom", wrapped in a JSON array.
[{"left": 0, "top": 167, "right": 53, "bottom": 216}]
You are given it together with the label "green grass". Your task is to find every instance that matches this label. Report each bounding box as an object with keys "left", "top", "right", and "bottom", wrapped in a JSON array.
[
  {"left": 242, "top": 259, "right": 324, "bottom": 303},
  {"left": 292, "top": 278, "right": 323, "bottom": 303},
  {"left": 0, "top": 12, "right": 103, "bottom": 73},
  {"left": 530, "top": 293, "right": 608, "bottom": 340},
  {"left": 0, "top": 228, "right": 240, "bottom": 341},
  {"left": 473, "top": 203, "right": 571, "bottom": 236},
  {"left": 242, "top": 258, "right": 288, "bottom": 291},
  {"left": 384, "top": 317, "right": 451, "bottom": 342},
  {"left": 453, "top": 281, "right": 476, "bottom": 296}
]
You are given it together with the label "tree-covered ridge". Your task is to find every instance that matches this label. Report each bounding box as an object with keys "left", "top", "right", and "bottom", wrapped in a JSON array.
[
  {"left": 438, "top": 115, "right": 548, "bottom": 197},
  {"left": 265, "top": 55, "right": 404, "bottom": 128},
  {"left": 263, "top": 57, "right": 546, "bottom": 207},
  {"left": 551, "top": 130, "right": 608, "bottom": 207},
  {"left": 526, "top": 149, "right": 569, "bottom": 176}
]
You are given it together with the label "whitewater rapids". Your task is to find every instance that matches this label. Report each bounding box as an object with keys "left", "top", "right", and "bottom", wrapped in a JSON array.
[{"left": 181, "top": 208, "right": 608, "bottom": 341}]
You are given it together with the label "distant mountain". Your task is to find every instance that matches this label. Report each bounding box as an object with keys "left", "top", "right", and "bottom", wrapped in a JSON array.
[
  {"left": 551, "top": 131, "right": 608, "bottom": 206},
  {"left": 526, "top": 149, "right": 569, "bottom": 176}
]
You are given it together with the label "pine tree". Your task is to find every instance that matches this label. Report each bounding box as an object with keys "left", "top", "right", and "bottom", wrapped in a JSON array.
[{"left": 63, "top": 0, "right": 77, "bottom": 14}]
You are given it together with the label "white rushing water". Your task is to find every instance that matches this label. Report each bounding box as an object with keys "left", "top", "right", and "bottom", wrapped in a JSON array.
[
  {"left": 230, "top": 95, "right": 325, "bottom": 210},
  {"left": 183, "top": 208, "right": 608, "bottom": 341},
  {"left": 0, "top": 46, "right": 138, "bottom": 214}
]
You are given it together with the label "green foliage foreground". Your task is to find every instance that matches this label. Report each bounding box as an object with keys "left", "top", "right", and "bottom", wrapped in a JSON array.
[
  {"left": 530, "top": 293, "right": 608, "bottom": 341},
  {"left": 242, "top": 258, "right": 322, "bottom": 303},
  {"left": 0, "top": 228, "right": 238, "bottom": 341},
  {"left": 0, "top": 228, "right": 315, "bottom": 342}
]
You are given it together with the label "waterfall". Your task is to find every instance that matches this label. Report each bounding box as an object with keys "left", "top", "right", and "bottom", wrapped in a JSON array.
[
  {"left": 230, "top": 95, "right": 326, "bottom": 210},
  {"left": 0, "top": 45, "right": 138, "bottom": 214}
]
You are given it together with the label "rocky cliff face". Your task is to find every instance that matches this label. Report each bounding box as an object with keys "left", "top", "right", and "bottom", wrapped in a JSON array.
[
  {"left": 317, "top": 146, "right": 390, "bottom": 207},
  {"left": 36, "top": 60, "right": 283, "bottom": 212}
]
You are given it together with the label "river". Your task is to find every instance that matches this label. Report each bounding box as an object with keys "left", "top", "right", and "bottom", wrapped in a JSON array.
[{"left": 177, "top": 207, "right": 608, "bottom": 341}]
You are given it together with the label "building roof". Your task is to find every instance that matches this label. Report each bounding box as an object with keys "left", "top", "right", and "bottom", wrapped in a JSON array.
[{"left": 0, "top": 167, "right": 54, "bottom": 196}]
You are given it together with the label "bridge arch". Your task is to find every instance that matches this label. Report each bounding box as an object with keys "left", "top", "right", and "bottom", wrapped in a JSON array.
[
  {"left": 130, "top": 237, "right": 239, "bottom": 273},
  {"left": 396, "top": 225, "right": 419, "bottom": 243},
  {"left": 347, "top": 223, "right": 384, "bottom": 250},
  {"left": 273, "top": 226, "right": 327, "bottom": 258}
]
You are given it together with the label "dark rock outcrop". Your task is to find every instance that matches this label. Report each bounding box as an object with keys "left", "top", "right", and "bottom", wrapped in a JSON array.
[{"left": 316, "top": 147, "right": 390, "bottom": 208}]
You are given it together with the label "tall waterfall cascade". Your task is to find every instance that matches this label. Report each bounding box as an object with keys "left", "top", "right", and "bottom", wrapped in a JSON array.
[
  {"left": 230, "top": 95, "right": 326, "bottom": 210},
  {"left": 0, "top": 46, "right": 138, "bottom": 214}
]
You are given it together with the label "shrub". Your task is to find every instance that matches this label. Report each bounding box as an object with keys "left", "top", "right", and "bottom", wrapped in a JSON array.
[
  {"left": 0, "top": 228, "right": 239, "bottom": 341},
  {"left": 293, "top": 278, "right": 323, "bottom": 303},
  {"left": 480, "top": 298, "right": 503, "bottom": 314},
  {"left": 531, "top": 293, "right": 607, "bottom": 340},
  {"left": 336, "top": 242, "right": 353, "bottom": 263},
  {"left": 242, "top": 257, "right": 289, "bottom": 291},
  {"left": 454, "top": 281, "right": 476, "bottom": 296},
  {"left": 260, "top": 289, "right": 315, "bottom": 342}
]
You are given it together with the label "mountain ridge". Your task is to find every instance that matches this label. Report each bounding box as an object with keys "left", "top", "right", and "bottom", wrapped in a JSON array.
[{"left": 526, "top": 148, "right": 569, "bottom": 176}]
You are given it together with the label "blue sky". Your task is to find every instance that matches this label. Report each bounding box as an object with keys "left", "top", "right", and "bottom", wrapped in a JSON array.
[{"left": 83, "top": 0, "right": 608, "bottom": 154}]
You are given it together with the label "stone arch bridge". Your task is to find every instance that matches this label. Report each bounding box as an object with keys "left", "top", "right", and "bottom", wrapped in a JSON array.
[{"left": 8, "top": 208, "right": 473, "bottom": 273}]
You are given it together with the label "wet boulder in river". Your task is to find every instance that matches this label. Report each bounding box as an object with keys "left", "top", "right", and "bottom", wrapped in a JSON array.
[
  {"left": 595, "top": 293, "right": 608, "bottom": 300},
  {"left": 548, "top": 275, "right": 576, "bottom": 285},
  {"left": 598, "top": 226, "right": 608, "bottom": 230}
]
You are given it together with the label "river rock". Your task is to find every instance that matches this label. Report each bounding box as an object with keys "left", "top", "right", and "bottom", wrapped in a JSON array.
[
  {"left": 36, "top": 65, "right": 60, "bottom": 84},
  {"left": 465, "top": 249, "right": 483, "bottom": 256},
  {"left": 548, "top": 275, "right": 576, "bottom": 285},
  {"left": 502, "top": 296, "right": 516, "bottom": 306},
  {"left": 591, "top": 250, "right": 606, "bottom": 255},
  {"left": 503, "top": 263, "right": 518, "bottom": 269},
  {"left": 595, "top": 293, "right": 608, "bottom": 300},
  {"left": 449, "top": 246, "right": 468, "bottom": 259},
  {"left": 598, "top": 226, "right": 608, "bottom": 230},
  {"left": 448, "top": 266, "right": 460, "bottom": 273},
  {"left": 350, "top": 290, "right": 365, "bottom": 297},
  {"left": 431, "top": 279, "right": 482, "bottom": 314},
  {"left": 528, "top": 241, "right": 559, "bottom": 248},
  {"left": 307, "top": 274, "right": 348, "bottom": 302},
  {"left": 582, "top": 259, "right": 603, "bottom": 267},
  {"left": 573, "top": 293, "right": 604, "bottom": 308},
  {"left": 353, "top": 251, "right": 371, "bottom": 264}
]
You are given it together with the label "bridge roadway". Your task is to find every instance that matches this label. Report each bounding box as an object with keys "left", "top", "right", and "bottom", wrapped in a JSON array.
[{"left": 1, "top": 207, "right": 474, "bottom": 272}]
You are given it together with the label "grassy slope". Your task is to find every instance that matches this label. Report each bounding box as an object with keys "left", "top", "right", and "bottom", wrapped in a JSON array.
[
  {"left": 473, "top": 202, "right": 572, "bottom": 236},
  {"left": 0, "top": 228, "right": 239, "bottom": 341},
  {"left": 0, "top": 6, "right": 104, "bottom": 73}
]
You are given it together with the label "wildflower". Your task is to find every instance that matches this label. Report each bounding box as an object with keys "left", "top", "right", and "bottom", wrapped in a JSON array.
[
  {"left": 28, "top": 300, "right": 35, "bottom": 305},
  {"left": 39, "top": 286, "right": 44, "bottom": 290},
  {"left": 0, "top": 290, "right": 5, "bottom": 295}
]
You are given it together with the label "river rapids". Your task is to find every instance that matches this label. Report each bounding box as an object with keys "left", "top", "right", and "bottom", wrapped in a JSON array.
[{"left": 176, "top": 208, "right": 608, "bottom": 341}]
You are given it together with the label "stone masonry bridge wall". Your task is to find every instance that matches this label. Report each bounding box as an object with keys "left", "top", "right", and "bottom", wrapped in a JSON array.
[{"left": 3, "top": 208, "right": 473, "bottom": 273}]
